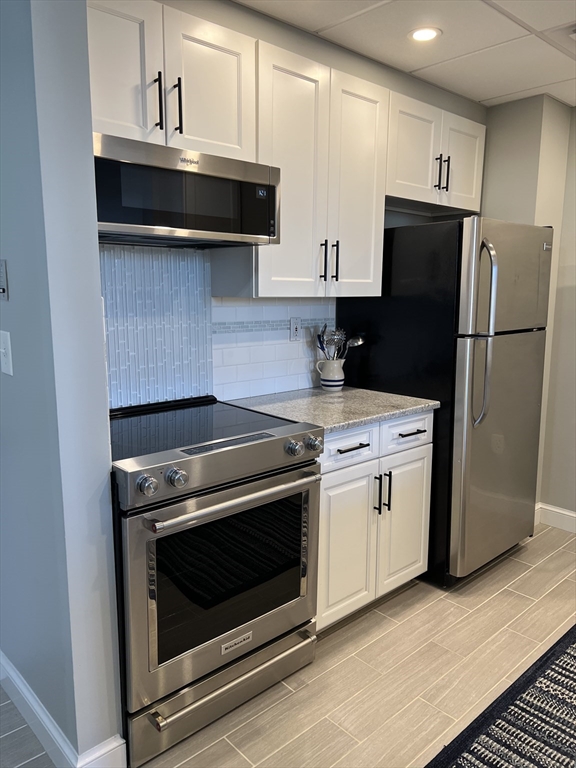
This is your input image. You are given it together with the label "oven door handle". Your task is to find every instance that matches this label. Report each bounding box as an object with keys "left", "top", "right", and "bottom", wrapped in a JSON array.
[{"left": 144, "top": 472, "right": 322, "bottom": 534}]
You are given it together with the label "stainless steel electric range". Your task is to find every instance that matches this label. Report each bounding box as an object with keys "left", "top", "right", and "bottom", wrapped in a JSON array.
[{"left": 110, "top": 396, "right": 324, "bottom": 767}]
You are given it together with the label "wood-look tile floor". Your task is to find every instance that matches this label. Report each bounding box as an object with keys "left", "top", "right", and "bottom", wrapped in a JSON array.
[{"left": 1, "top": 523, "right": 574, "bottom": 768}]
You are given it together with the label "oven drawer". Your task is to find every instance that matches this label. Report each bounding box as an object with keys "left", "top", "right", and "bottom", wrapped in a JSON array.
[
  {"left": 320, "top": 423, "right": 380, "bottom": 473},
  {"left": 128, "top": 625, "right": 316, "bottom": 768},
  {"left": 380, "top": 411, "right": 433, "bottom": 455}
]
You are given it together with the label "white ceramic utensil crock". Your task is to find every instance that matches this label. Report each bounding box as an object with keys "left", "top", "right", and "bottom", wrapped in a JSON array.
[{"left": 316, "top": 359, "right": 345, "bottom": 391}]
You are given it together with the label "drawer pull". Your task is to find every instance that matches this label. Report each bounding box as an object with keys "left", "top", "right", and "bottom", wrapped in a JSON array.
[
  {"left": 398, "top": 429, "right": 427, "bottom": 438},
  {"left": 337, "top": 442, "right": 370, "bottom": 455},
  {"left": 382, "top": 471, "right": 392, "bottom": 510}
]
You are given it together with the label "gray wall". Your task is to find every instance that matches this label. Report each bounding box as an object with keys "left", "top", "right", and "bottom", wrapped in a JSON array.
[
  {"left": 541, "top": 109, "right": 576, "bottom": 512},
  {"left": 0, "top": 0, "right": 121, "bottom": 756},
  {"left": 161, "top": 0, "right": 486, "bottom": 123}
]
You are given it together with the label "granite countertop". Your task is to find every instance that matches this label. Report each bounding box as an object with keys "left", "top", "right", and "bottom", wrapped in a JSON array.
[{"left": 230, "top": 387, "right": 440, "bottom": 433}]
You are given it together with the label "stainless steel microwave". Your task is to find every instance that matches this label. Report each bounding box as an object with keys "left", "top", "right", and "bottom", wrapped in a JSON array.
[{"left": 93, "top": 134, "right": 280, "bottom": 247}]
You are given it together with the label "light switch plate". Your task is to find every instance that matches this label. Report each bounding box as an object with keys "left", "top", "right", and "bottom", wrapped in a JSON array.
[{"left": 0, "top": 330, "right": 13, "bottom": 376}]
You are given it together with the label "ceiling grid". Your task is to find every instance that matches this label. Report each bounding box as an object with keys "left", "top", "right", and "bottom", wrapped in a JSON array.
[{"left": 230, "top": 0, "right": 576, "bottom": 106}]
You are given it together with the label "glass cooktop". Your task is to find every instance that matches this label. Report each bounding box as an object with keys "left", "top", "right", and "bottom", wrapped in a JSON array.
[{"left": 109, "top": 396, "right": 295, "bottom": 462}]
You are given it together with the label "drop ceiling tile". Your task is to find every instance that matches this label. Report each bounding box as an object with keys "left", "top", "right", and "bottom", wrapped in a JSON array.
[
  {"left": 414, "top": 35, "right": 576, "bottom": 102},
  {"left": 230, "top": 0, "right": 388, "bottom": 33},
  {"left": 488, "top": 0, "right": 576, "bottom": 31},
  {"left": 481, "top": 78, "right": 576, "bottom": 107},
  {"left": 319, "top": 0, "right": 529, "bottom": 71}
]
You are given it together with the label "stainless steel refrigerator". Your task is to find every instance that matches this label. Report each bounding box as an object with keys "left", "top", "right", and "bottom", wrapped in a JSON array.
[{"left": 337, "top": 216, "right": 552, "bottom": 586}]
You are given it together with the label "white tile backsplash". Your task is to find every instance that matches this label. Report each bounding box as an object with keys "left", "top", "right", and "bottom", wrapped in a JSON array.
[{"left": 212, "top": 296, "right": 335, "bottom": 401}]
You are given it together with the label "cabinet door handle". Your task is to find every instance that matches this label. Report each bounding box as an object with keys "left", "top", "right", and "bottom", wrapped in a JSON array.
[
  {"left": 382, "top": 471, "right": 392, "bottom": 510},
  {"left": 336, "top": 442, "right": 370, "bottom": 455},
  {"left": 331, "top": 240, "right": 340, "bottom": 281},
  {"left": 374, "top": 474, "right": 383, "bottom": 514},
  {"left": 442, "top": 155, "right": 451, "bottom": 191},
  {"left": 398, "top": 428, "right": 427, "bottom": 438},
  {"left": 154, "top": 71, "right": 164, "bottom": 130},
  {"left": 320, "top": 240, "right": 329, "bottom": 281},
  {"left": 434, "top": 154, "right": 443, "bottom": 189},
  {"left": 174, "top": 77, "right": 183, "bottom": 135}
]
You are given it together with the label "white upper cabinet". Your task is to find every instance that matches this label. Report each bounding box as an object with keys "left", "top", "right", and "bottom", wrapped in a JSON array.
[
  {"left": 327, "top": 72, "right": 388, "bottom": 298},
  {"left": 256, "top": 48, "right": 386, "bottom": 298},
  {"left": 87, "top": 0, "right": 165, "bottom": 144},
  {"left": 387, "top": 92, "right": 486, "bottom": 211},
  {"left": 387, "top": 92, "right": 442, "bottom": 205},
  {"left": 163, "top": 8, "right": 256, "bottom": 161},
  {"left": 257, "top": 43, "right": 330, "bottom": 298},
  {"left": 440, "top": 112, "right": 486, "bottom": 211},
  {"left": 87, "top": 3, "right": 256, "bottom": 160}
]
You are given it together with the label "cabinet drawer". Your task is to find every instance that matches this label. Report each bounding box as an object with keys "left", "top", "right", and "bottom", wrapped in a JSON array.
[
  {"left": 320, "top": 423, "right": 380, "bottom": 473},
  {"left": 380, "top": 411, "right": 433, "bottom": 456}
]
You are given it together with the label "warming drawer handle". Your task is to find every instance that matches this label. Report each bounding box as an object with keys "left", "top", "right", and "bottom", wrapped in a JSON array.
[
  {"left": 147, "top": 633, "right": 316, "bottom": 732},
  {"left": 336, "top": 442, "right": 370, "bottom": 455},
  {"left": 398, "top": 428, "right": 427, "bottom": 438},
  {"left": 144, "top": 473, "right": 321, "bottom": 534}
]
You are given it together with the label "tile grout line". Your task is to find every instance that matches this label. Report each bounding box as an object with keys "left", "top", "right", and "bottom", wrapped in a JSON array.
[
  {"left": 0, "top": 723, "right": 28, "bottom": 739},
  {"left": 13, "top": 753, "right": 47, "bottom": 768},
  {"left": 224, "top": 736, "right": 255, "bottom": 767}
]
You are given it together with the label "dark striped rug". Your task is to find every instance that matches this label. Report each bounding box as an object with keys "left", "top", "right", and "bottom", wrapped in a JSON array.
[{"left": 426, "top": 624, "right": 576, "bottom": 768}]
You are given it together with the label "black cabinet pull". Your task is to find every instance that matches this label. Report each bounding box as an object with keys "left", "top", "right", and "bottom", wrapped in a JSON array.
[
  {"left": 382, "top": 471, "right": 392, "bottom": 510},
  {"left": 442, "top": 155, "right": 451, "bottom": 191},
  {"left": 398, "top": 428, "right": 427, "bottom": 438},
  {"left": 336, "top": 442, "right": 370, "bottom": 455},
  {"left": 374, "top": 474, "right": 383, "bottom": 514},
  {"left": 320, "top": 240, "right": 329, "bottom": 281},
  {"left": 434, "top": 154, "right": 443, "bottom": 189},
  {"left": 331, "top": 240, "right": 340, "bottom": 281},
  {"left": 154, "top": 71, "right": 164, "bottom": 130},
  {"left": 174, "top": 77, "right": 183, "bottom": 134}
]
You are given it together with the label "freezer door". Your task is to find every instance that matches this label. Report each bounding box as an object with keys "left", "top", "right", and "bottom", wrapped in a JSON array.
[
  {"left": 458, "top": 218, "right": 553, "bottom": 335},
  {"left": 451, "top": 331, "right": 546, "bottom": 577}
]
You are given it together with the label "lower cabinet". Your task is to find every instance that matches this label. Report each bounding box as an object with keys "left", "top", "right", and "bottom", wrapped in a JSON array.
[{"left": 316, "top": 416, "right": 433, "bottom": 631}]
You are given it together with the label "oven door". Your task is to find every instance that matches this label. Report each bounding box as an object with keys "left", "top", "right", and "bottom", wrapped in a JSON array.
[{"left": 123, "top": 464, "right": 320, "bottom": 712}]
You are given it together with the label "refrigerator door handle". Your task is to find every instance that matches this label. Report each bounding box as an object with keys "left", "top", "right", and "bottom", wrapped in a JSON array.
[
  {"left": 480, "top": 237, "right": 499, "bottom": 336},
  {"left": 472, "top": 336, "right": 493, "bottom": 428}
]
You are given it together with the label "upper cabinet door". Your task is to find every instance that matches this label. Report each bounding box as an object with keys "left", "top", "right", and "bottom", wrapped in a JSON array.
[
  {"left": 440, "top": 113, "right": 486, "bottom": 212},
  {"left": 257, "top": 43, "right": 330, "bottom": 298},
  {"left": 87, "top": 0, "right": 165, "bottom": 144},
  {"left": 327, "top": 72, "right": 388, "bottom": 298},
  {"left": 163, "top": 7, "right": 256, "bottom": 161},
  {"left": 387, "top": 93, "right": 442, "bottom": 204}
]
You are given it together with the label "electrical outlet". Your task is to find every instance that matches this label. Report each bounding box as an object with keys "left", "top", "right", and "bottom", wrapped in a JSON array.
[
  {"left": 0, "top": 330, "right": 13, "bottom": 376},
  {"left": 290, "top": 317, "right": 302, "bottom": 342}
]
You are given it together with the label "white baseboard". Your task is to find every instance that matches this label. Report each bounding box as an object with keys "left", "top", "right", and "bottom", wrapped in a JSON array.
[
  {"left": 0, "top": 651, "right": 126, "bottom": 768},
  {"left": 537, "top": 502, "right": 576, "bottom": 533}
]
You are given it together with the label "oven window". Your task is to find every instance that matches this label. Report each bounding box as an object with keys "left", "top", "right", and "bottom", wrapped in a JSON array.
[{"left": 153, "top": 492, "right": 304, "bottom": 665}]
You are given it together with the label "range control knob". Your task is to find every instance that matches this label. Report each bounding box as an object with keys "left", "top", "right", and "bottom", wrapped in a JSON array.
[
  {"left": 165, "top": 467, "right": 189, "bottom": 489},
  {"left": 285, "top": 440, "right": 305, "bottom": 457},
  {"left": 306, "top": 435, "right": 324, "bottom": 453},
  {"left": 136, "top": 474, "right": 159, "bottom": 497}
]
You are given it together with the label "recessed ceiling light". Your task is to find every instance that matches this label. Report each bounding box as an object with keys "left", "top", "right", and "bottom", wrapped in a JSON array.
[{"left": 409, "top": 28, "right": 442, "bottom": 42}]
